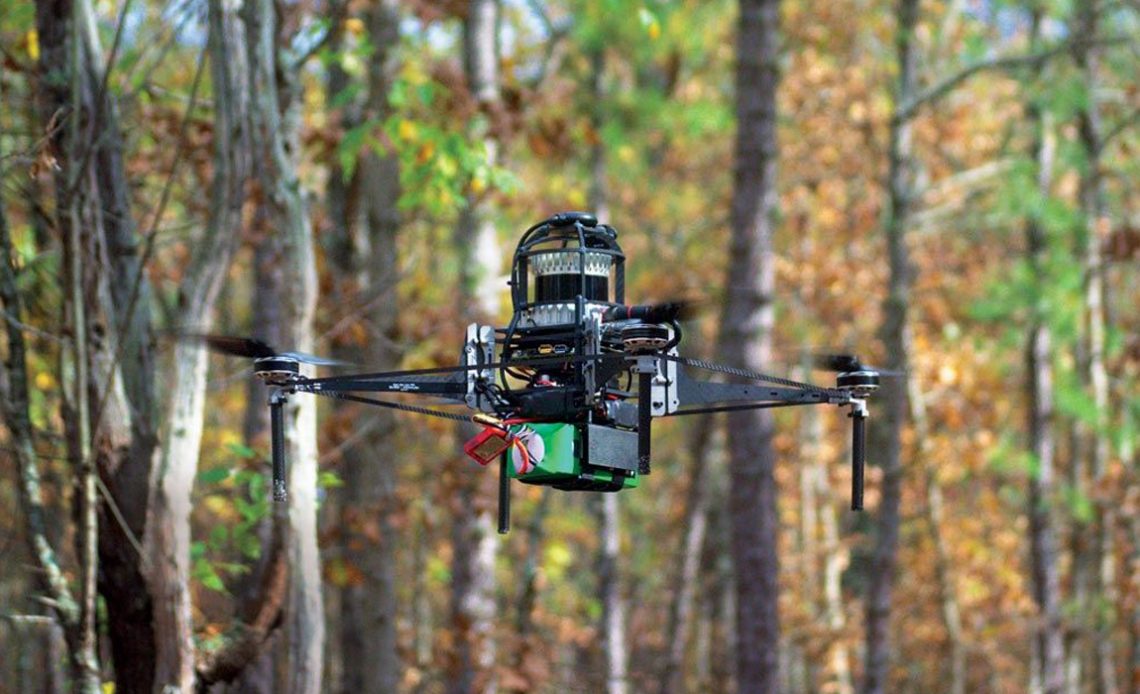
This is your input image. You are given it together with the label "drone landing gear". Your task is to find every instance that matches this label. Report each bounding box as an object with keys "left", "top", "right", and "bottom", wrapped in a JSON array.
[
  {"left": 849, "top": 401, "right": 867, "bottom": 511},
  {"left": 498, "top": 455, "right": 511, "bottom": 534},
  {"left": 268, "top": 387, "right": 289, "bottom": 502}
]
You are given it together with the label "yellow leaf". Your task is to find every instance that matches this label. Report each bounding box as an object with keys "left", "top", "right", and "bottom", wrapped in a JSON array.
[
  {"left": 398, "top": 119, "right": 418, "bottom": 142},
  {"left": 345, "top": 17, "right": 364, "bottom": 36},
  {"left": 27, "top": 30, "right": 39, "bottom": 61}
]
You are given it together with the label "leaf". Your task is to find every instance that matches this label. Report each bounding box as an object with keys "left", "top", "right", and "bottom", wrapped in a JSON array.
[
  {"left": 318, "top": 471, "right": 344, "bottom": 488},
  {"left": 198, "top": 466, "right": 231, "bottom": 485}
]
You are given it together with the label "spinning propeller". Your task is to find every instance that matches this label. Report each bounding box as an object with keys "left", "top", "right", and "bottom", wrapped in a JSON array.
[{"left": 180, "top": 333, "right": 348, "bottom": 366}]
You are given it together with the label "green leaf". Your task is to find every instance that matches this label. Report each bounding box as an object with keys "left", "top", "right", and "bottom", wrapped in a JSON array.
[
  {"left": 198, "top": 466, "right": 231, "bottom": 485},
  {"left": 318, "top": 471, "right": 344, "bottom": 489},
  {"left": 209, "top": 524, "right": 228, "bottom": 548}
]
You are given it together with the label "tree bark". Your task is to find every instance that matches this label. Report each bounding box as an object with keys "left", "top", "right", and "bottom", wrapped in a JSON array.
[
  {"left": 1024, "top": 9, "right": 1065, "bottom": 693},
  {"left": 244, "top": 0, "right": 323, "bottom": 690},
  {"left": 33, "top": 0, "right": 160, "bottom": 689},
  {"left": 862, "top": 1, "right": 918, "bottom": 692},
  {"left": 584, "top": 46, "right": 630, "bottom": 694},
  {"left": 447, "top": 2, "right": 502, "bottom": 692},
  {"left": 910, "top": 377, "right": 965, "bottom": 694},
  {"left": 1073, "top": 4, "right": 1117, "bottom": 693},
  {"left": 660, "top": 419, "right": 715, "bottom": 694},
  {"left": 719, "top": 0, "right": 782, "bottom": 691},
  {"left": 0, "top": 153, "right": 90, "bottom": 687},
  {"left": 143, "top": 1, "right": 252, "bottom": 687},
  {"left": 329, "top": 2, "right": 404, "bottom": 692}
]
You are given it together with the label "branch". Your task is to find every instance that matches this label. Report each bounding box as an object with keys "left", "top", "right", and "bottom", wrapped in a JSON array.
[
  {"left": 291, "top": 0, "right": 348, "bottom": 70},
  {"left": 894, "top": 36, "right": 1131, "bottom": 124},
  {"left": 1100, "top": 106, "right": 1140, "bottom": 150},
  {"left": 0, "top": 175, "right": 80, "bottom": 630},
  {"left": 194, "top": 507, "right": 288, "bottom": 690},
  {"left": 88, "top": 43, "right": 207, "bottom": 433}
]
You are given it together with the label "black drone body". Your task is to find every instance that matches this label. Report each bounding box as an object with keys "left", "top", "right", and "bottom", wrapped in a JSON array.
[{"left": 199, "top": 212, "right": 879, "bottom": 533}]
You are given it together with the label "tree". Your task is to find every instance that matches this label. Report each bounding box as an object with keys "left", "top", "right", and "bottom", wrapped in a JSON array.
[
  {"left": 244, "top": 0, "right": 324, "bottom": 690},
  {"left": 327, "top": 2, "right": 404, "bottom": 691},
  {"left": 1022, "top": 8, "right": 1066, "bottom": 693},
  {"left": 142, "top": 0, "right": 252, "bottom": 686},
  {"left": 718, "top": 0, "right": 782, "bottom": 691},
  {"left": 861, "top": 1, "right": 918, "bottom": 692},
  {"left": 448, "top": 2, "right": 502, "bottom": 692}
]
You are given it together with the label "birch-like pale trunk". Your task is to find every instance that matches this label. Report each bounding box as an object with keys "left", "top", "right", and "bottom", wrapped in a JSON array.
[
  {"left": 719, "top": 0, "right": 782, "bottom": 691},
  {"left": 660, "top": 420, "right": 715, "bottom": 694},
  {"left": 245, "top": 0, "right": 323, "bottom": 689},
  {"left": 861, "top": 1, "right": 918, "bottom": 692},
  {"left": 1074, "top": 5, "right": 1117, "bottom": 693},
  {"left": 0, "top": 165, "right": 91, "bottom": 689},
  {"left": 909, "top": 377, "right": 965, "bottom": 694},
  {"left": 1024, "top": 10, "right": 1065, "bottom": 693},
  {"left": 448, "top": 2, "right": 501, "bottom": 692},
  {"left": 142, "top": 1, "right": 251, "bottom": 688},
  {"left": 584, "top": 47, "right": 630, "bottom": 694}
]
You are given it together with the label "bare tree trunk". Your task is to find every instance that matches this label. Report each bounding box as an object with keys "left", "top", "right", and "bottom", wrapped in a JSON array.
[
  {"left": 143, "top": 1, "right": 251, "bottom": 687},
  {"left": 0, "top": 156, "right": 92, "bottom": 689},
  {"left": 719, "top": 0, "right": 782, "bottom": 691},
  {"left": 327, "top": 2, "right": 404, "bottom": 692},
  {"left": 1024, "top": 10, "right": 1066, "bottom": 693},
  {"left": 595, "top": 493, "right": 630, "bottom": 694},
  {"left": 660, "top": 420, "right": 715, "bottom": 694},
  {"left": 447, "top": 2, "right": 502, "bottom": 693},
  {"left": 33, "top": 0, "right": 160, "bottom": 689},
  {"left": 245, "top": 0, "right": 323, "bottom": 689},
  {"left": 910, "top": 377, "right": 965, "bottom": 694},
  {"left": 1074, "top": 4, "right": 1117, "bottom": 693},
  {"left": 799, "top": 385, "right": 853, "bottom": 694},
  {"left": 582, "top": 46, "right": 630, "bottom": 694},
  {"left": 861, "top": 1, "right": 918, "bottom": 692}
]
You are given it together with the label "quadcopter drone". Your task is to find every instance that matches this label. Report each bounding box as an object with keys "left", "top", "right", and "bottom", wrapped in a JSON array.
[{"left": 195, "top": 212, "right": 880, "bottom": 533}]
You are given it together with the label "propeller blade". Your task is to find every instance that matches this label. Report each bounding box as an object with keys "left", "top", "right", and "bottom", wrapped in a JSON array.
[
  {"left": 180, "top": 333, "right": 278, "bottom": 359},
  {"left": 811, "top": 353, "right": 865, "bottom": 372},
  {"left": 603, "top": 298, "right": 705, "bottom": 324},
  {"left": 177, "top": 333, "right": 348, "bottom": 366},
  {"left": 809, "top": 352, "right": 904, "bottom": 376},
  {"left": 278, "top": 351, "right": 351, "bottom": 367}
]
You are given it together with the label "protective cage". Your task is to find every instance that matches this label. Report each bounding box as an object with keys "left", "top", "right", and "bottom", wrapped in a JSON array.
[{"left": 509, "top": 212, "right": 626, "bottom": 328}]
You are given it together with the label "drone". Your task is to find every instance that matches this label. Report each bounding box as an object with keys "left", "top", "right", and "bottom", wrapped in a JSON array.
[{"left": 193, "top": 212, "right": 881, "bottom": 533}]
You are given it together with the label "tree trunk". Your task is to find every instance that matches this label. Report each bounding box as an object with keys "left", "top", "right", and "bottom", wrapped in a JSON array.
[
  {"left": 660, "top": 420, "right": 715, "bottom": 694},
  {"left": 1074, "top": 4, "right": 1117, "bottom": 693},
  {"left": 1024, "top": 10, "right": 1066, "bottom": 693},
  {"left": 328, "top": 2, "right": 404, "bottom": 692},
  {"left": 583, "top": 46, "right": 631, "bottom": 694},
  {"left": 245, "top": 0, "right": 323, "bottom": 689},
  {"left": 447, "top": 2, "right": 502, "bottom": 693},
  {"left": 910, "top": 377, "right": 965, "bottom": 694},
  {"left": 595, "top": 493, "right": 630, "bottom": 694},
  {"left": 0, "top": 152, "right": 91, "bottom": 688},
  {"left": 861, "top": 1, "right": 918, "bottom": 692},
  {"left": 719, "top": 0, "right": 782, "bottom": 692},
  {"left": 143, "top": 1, "right": 251, "bottom": 687},
  {"left": 33, "top": 0, "right": 160, "bottom": 689}
]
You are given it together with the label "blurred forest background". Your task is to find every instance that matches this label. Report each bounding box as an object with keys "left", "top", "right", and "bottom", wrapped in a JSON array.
[{"left": 1, "top": 0, "right": 1139, "bottom": 692}]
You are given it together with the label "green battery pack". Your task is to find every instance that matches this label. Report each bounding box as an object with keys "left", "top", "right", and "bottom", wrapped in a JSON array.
[{"left": 508, "top": 422, "right": 640, "bottom": 491}]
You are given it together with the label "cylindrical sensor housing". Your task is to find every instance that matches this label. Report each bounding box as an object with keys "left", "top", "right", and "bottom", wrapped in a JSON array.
[{"left": 531, "top": 250, "right": 612, "bottom": 303}]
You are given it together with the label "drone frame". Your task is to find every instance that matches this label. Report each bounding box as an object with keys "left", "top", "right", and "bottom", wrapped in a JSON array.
[{"left": 252, "top": 334, "right": 873, "bottom": 533}]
